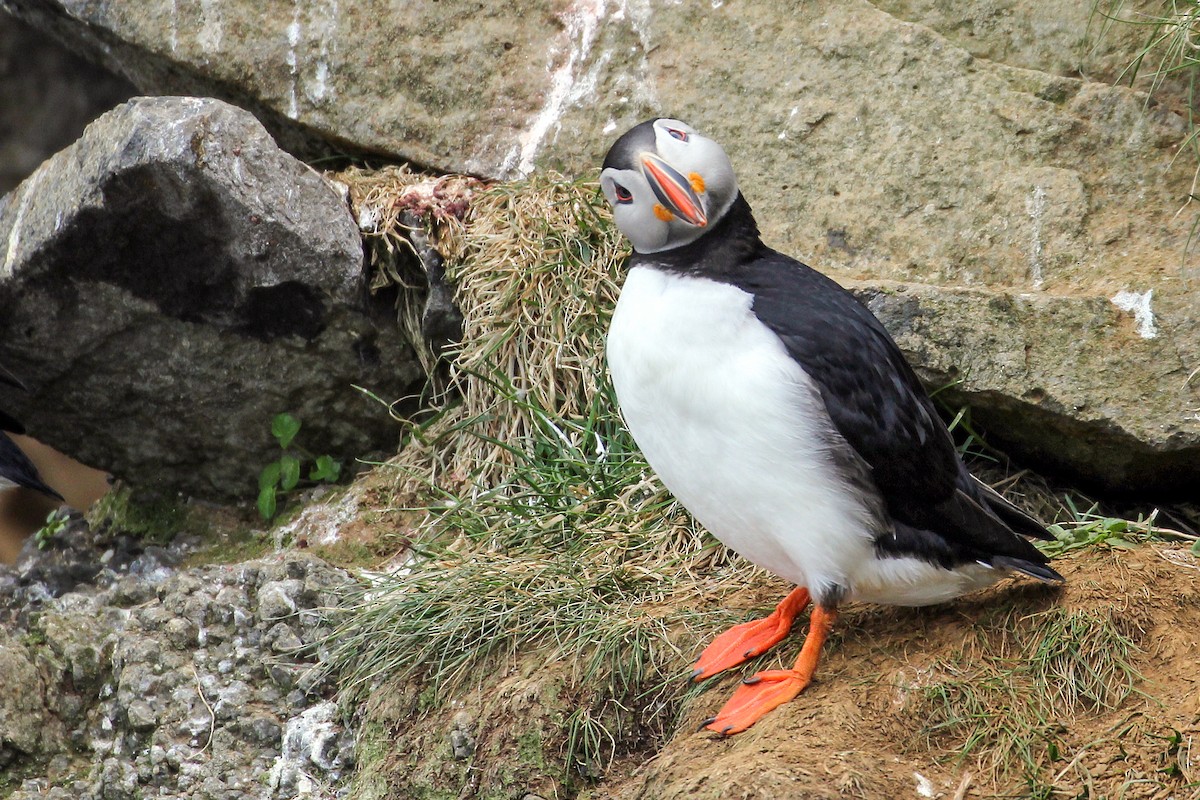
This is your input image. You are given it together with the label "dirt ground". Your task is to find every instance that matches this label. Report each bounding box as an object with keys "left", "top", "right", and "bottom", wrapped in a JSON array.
[{"left": 608, "top": 545, "right": 1200, "bottom": 800}]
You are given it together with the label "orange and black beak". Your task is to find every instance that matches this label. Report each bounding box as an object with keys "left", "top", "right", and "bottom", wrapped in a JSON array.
[{"left": 641, "top": 153, "right": 707, "bottom": 227}]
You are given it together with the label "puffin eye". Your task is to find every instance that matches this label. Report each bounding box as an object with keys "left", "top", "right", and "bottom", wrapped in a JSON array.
[
  {"left": 613, "top": 184, "right": 633, "bottom": 203},
  {"left": 666, "top": 128, "right": 689, "bottom": 142}
]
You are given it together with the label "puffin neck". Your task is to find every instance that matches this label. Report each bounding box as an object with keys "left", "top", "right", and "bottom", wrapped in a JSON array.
[{"left": 631, "top": 193, "right": 766, "bottom": 278}]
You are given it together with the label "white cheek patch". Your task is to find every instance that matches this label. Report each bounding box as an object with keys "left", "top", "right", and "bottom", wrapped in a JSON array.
[{"left": 615, "top": 205, "right": 669, "bottom": 253}]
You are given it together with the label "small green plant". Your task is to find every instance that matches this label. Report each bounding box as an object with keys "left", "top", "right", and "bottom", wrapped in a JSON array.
[
  {"left": 33, "top": 508, "right": 71, "bottom": 550},
  {"left": 929, "top": 377, "right": 1001, "bottom": 462},
  {"left": 1039, "top": 497, "right": 1199, "bottom": 558},
  {"left": 85, "top": 483, "right": 189, "bottom": 546},
  {"left": 257, "top": 413, "right": 343, "bottom": 520}
]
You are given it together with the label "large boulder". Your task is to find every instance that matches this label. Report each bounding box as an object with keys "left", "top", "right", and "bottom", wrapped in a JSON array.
[
  {"left": 0, "top": 96, "right": 423, "bottom": 501},
  {"left": 0, "top": 0, "right": 1161, "bottom": 177},
  {"left": 857, "top": 282, "right": 1199, "bottom": 496}
]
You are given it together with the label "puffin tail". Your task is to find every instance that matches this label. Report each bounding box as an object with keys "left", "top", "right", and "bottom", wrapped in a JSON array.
[
  {"left": 0, "top": 363, "right": 26, "bottom": 391},
  {"left": 1, "top": 363, "right": 28, "bottom": 434},
  {"left": 0, "top": 432, "right": 64, "bottom": 501},
  {"left": 993, "top": 555, "right": 1065, "bottom": 585}
]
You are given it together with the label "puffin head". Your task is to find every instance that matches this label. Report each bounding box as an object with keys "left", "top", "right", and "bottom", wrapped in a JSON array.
[{"left": 600, "top": 118, "right": 739, "bottom": 254}]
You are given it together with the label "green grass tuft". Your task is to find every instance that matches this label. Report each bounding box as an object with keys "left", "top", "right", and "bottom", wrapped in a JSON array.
[
  {"left": 1091, "top": 0, "right": 1200, "bottom": 259},
  {"left": 905, "top": 605, "right": 1142, "bottom": 785},
  {"left": 326, "top": 369, "right": 740, "bottom": 774}
]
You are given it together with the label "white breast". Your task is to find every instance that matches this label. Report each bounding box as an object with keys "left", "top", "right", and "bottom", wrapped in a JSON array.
[{"left": 606, "top": 266, "right": 882, "bottom": 601}]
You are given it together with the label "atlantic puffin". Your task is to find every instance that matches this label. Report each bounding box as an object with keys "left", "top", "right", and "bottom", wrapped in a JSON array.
[
  {"left": 0, "top": 364, "right": 63, "bottom": 500},
  {"left": 600, "top": 118, "right": 1063, "bottom": 735}
]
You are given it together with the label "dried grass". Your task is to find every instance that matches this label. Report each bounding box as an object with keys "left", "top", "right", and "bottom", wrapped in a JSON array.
[{"left": 334, "top": 166, "right": 629, "bottom": 491}]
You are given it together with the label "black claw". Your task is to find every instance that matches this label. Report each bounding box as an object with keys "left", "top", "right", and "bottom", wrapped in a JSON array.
[
  {"left": 690, "top": 667, "right": 704, "bottom": 681},
  {"left": 742, "top": 675, "right": 762, "bottom": 685},
  {"left": 721, "top": 725, "right": 734, "bottom": 736},
  {"left": 697, "top": 716, "right": 717, "bottom": 732}
]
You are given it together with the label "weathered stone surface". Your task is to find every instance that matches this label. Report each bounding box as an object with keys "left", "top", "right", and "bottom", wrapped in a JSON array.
[
  {"left": 0, "top": 0, "right": 566, "bottom": 173},
  {"left": 0, "top": 0, "right": 1162, "bottom": 177},
  {"left": 0, "top": 632, "right": 47, "bottom": 764},
  {"left": 0, "top": 95, "right": 423, "bottom": 500},
  {"left": 872, "top": 0, "right": 1159, "bottom": 80},
  {"left": 856, "top": 281, "right": 1200, "bottom": 495}
]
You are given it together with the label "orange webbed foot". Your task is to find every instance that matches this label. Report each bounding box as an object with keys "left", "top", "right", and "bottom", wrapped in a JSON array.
[
  {"left": 700, "top": 603, "right": 839, "bottom": 736},
  {"left": 691, "top": 587, "right": 811, "bottom": 681},
  {"left": 702, "top": 669, "right": 812, "bottom": 735}
]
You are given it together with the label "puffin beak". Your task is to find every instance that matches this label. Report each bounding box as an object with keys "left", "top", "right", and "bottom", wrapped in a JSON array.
[{"left": 641, "top": 153, "right": 708, "bottom": 227}]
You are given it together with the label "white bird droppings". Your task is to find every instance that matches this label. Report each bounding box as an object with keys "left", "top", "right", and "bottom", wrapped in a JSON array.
[
  {"left": 913, "top": 771, "right": 935, "bottom": 798},
  {"left": 505, "top": 0, "right": 606, "bottom": 176},
  {"left": 1026, "top": 184, "right": 1047, "bottom": 288},
  {"left": 503, "top": 0, "right": 656, "bottom": 177},
  {"left": 1110, "top": 289, "right": 1158, "bottom": 339}
]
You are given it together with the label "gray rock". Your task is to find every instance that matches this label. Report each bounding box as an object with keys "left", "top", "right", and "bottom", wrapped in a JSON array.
[
  {"left": 0, "top": 552, "right": 355, "bottom": 798},
  {"left": 240, "top": 715, "right": 283, "bottom": 749},
  {"left": 212, "top": 679, "right": 252, "bottom": 721},
  {"left": 124, "top": 699, "right": 157, "bottom": 732},
  {"left": 0, "top": 95, "right": 423, "bottom": 501},
  {"left": 265, "top": 621, "right": 304, "bottom": 654},
  {"left": 164, "top": 617, "right": 199, "bottom": 649},
  {"left": 450, "top": 711, "right": 475, "bottom": 760},
  {"left": 4, "top": 512, "right": 183, "bottom": 603},
  {"left": 257, "top": 579, "right": 302, "bottom": 623},
  {"left": 858, "top": 281, "right": 1200, "bottom": 494},
  {"left": 267, "top": 663, "right": 300, "bottom": 691},
  {"left": 269, "top": 701, "right": 353, "bottom": 793},
  {"left": 96, "top": 758, "right": 138, "bottom": 800},
  {"left": 0, "top": 636, "right": 47, "bottom": 758}
]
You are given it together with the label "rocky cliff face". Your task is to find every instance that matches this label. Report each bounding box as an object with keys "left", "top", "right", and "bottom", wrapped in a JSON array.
[{"left": 3, "top": 0, "right": 1196, "bottom": 496}]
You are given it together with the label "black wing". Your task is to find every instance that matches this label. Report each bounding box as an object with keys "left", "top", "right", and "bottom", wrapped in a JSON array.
[
  {"left": 1, "top": 362, "right": 26, "bottom": 433},
  {"left": 0, "top": 431, "right": 62, "bottom": 500},
  {"left": 730, "top": 251, "right": 959, "bottom": 509},
  {"left": 730, "top": 251, "right": 1059, "bottom": 578}
]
